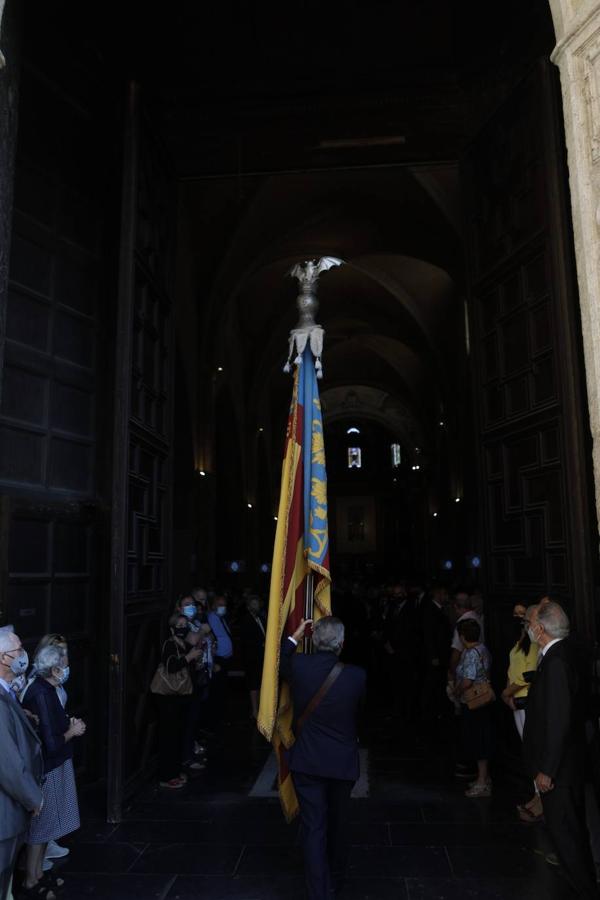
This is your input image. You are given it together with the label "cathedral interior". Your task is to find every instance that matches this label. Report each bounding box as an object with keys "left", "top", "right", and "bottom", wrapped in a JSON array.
[{"left": 0, "top": 0, "right": 598, "bottom": 896}]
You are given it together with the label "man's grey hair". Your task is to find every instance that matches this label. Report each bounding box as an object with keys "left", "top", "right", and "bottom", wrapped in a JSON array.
[
  {"left": 538, "top": 601, "right": 570, "bottom": 640},
  {"left": 34, "top": 644, "right": 67, "bottom": 678},
  {"left": 0, "top": 625, "right": 15, "bottom": 653},
  {"left": 313, "top": 617, "right": 345, "bottom": 655}
]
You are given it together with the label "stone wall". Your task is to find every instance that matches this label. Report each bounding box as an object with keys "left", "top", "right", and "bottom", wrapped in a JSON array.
[{"left": 551, "top": 0, "right": 600, "bottom": 537}]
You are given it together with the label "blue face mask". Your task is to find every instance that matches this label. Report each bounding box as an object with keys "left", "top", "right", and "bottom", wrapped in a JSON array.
[
  {"left": 216, "top": 606, "right": 226, "bottom": 617},
  {"left": 6, "top": 650, "right": 28, "bottom": 675},
  {"left": 182, "top": 605, "right": 196, "bottom": 619},
  {"left": 56, "top": 665, "right": 70, "bottom": 685}
]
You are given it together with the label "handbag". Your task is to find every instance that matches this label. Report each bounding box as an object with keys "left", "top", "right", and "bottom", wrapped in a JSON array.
[
  {"left": 150, "top": 642, "right": 193, "bottom": 696},
  {"left": 463, "top": 680, "right": 496, "bottom": 710},
  {"left": 461, "top": 648, "right": 495, "bottom": 710}
]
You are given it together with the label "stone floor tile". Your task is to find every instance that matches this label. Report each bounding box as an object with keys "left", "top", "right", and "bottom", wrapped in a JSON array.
[
  {"left": 235, "top": 844, "right": 304, "bottom": 877},
  {"left": 165, "top": 875, "right": 304, "bottom": 900},
  {"left": 130, "top": 842, "right": 244, "bottom": 876},
  {"left": 405, "top": 875, "right": 572, "bottom": 900},
  {"left": 60, "top": 842, "right": 146, "bottom": 874},
  {"left": 59, "top": 873, "right": 175, "bottom": 899},
  {"left": 347, "top": 845, "right": 451, "bottom": 878}
]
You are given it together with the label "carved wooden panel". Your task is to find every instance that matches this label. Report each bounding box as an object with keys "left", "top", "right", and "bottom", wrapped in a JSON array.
[
  {"left": 1, "top": 67, "right": 110, "bottom": 777},
  {"left": 464, "top": 63, "right": 596, "bottom": 633},
  {"left": 125, "top": 131, "right": 173, "bottom": 606},
  {"left": 7, "top": 503, "right": 96, "bottom": 772}
]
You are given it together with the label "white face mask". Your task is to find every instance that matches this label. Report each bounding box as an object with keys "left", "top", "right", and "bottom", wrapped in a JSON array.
[
  {"left": 527, "top": 626, "right": 538, "bottom": 644},
  {"left": 55, "top": 665, "right": 70, "bottom": 685},
  {"left": 216, "top": 606, "right": 226, "bottom": 617}
]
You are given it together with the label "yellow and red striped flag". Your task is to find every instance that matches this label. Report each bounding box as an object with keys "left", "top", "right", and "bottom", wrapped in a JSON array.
[{"left": 257, "top": 345, "right": 331, "bottom": 821}]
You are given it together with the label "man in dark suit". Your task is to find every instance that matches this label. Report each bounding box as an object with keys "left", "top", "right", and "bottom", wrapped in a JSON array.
[
  {"left": 523, "top": 602, "right": 598, "bottom": 899},
  {"left": 419, "top": 585, "right": 452, "bottom": 736},
  {"left": 0, "top": 626, "right": 43, "bottom": 900},
  {"left": 384, "top": 583, "right": 420, "bottom": 723},
  {"left": 280, "top": 616, "right": 366, "bottom": 900}
]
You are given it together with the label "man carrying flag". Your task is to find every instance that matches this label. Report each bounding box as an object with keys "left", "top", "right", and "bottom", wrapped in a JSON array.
[{"left": 257, "top": 259, "right": 366, "bottom": 900}]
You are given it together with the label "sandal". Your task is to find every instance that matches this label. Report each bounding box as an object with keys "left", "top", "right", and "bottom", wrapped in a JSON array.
[
  {"left": 15, "top": 882, "right": 57, "bottom": 900},
  {"left": 465, "top": 782, "right": 492, "bottom": 798},
  {"left": 39, "top": 872, "right": 65, "bottom": 890}
]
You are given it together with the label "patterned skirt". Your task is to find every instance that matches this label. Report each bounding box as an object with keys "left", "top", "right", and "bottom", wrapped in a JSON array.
[{"left": 28, "top": 759, "right": 80, "bottom": 844}]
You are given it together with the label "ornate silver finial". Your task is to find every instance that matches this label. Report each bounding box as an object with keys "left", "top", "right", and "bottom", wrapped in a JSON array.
[
  {"left": 284, "top": 257, "right": 342, "bottom": 378},
  {"left": 289, "top": 257, "right": 342, "bottom": 329}
]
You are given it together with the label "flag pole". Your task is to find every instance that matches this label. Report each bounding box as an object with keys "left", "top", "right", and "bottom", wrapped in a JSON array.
[
  {"left": 303, "top": 570, "right": 314, "bottom": 654},
  {"left": 257, "top": 256, "right": 338, "bottom": 822}
]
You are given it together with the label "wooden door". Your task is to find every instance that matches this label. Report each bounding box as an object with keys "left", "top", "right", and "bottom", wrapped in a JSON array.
[
  {"left": 462, "top": 60, "right": 598, "bottom": 645},
  {"left": 108, "top": 84, "right": 175, "bottom": 822},
  {"left": 0, "top": 63, "right": 113, "bottom": 780}
]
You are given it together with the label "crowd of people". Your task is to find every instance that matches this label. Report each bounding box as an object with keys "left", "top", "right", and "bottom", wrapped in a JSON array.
[
  {"left": 151, "top": 587, "right": 267, "bottom": 790},
  {"left": 0, "top": 628, "right": 85, "bottom": 900},
  {"left": 2, "top": 576, "right": 600, "bottom": 898},
  {"left": 333, "top": 578, "right": 600, "bottom": 898}
]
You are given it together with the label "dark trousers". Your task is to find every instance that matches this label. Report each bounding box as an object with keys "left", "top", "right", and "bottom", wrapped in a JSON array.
[
  {"left": 0, "top": 832, "right": 24, "bottom": 900},
  {"left": 156, "top": 695, "right": 189, "bottom": 782},
  {"left": 293, "top": 772, "right": 354, "bottom": 900},
  {"left": 387, "top": 656, "right": 419, "bottom": 723},
  {"left": 182, "top": 686, "right": 209, "bottom": 762},
  {"left": 420, "top": 664, "right": 447, "bottom": 734},
  {"left": 542, "top": 783, "right": 599, "bottom": 899},
  {"left": 208, "top": 658, "right": 230, "bottom": 728}
]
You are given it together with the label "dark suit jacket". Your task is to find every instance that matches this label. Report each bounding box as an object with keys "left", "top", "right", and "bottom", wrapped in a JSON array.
[
  {"left": 0, "top": 687, "right": 43, "bottom": 840},
  {"left": 523, "top": 639, "right": 586, "bottom": 785},
  {"left": 22, "top": 677, "right": 73, "bottom": 775},
  {"left": 385, "top": 599, "right": 421, "bottom": 662},
  {"left": 421, "top": 599, "right": 452, "bottom": 668},
  {"left": 239, "top": 612, "right": 266, "bottom": 666},
  {"left": 280, "top": 638, "right": 366, "bottom": 782}
]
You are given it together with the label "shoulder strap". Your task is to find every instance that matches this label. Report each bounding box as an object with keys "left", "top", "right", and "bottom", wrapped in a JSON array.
[
  {"left": 472, "top": 645, "right": 490, "bottom": 675},
  {"left": 296, "top": 662, "right": 345, "bottom": 735}
]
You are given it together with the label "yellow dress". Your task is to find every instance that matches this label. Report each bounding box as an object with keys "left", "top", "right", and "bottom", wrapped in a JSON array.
[{"left": 507, "top": 641, "right": 539, "bottom": 698}]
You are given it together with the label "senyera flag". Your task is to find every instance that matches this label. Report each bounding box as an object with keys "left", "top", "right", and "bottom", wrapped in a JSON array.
[{"left": 257, "top": 345, "right": 331, "bottom": 821}]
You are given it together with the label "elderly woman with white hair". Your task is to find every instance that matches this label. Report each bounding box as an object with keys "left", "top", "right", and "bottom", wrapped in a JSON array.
[{"left": 19, "top": 643, "right": 85, "bottom": 896}]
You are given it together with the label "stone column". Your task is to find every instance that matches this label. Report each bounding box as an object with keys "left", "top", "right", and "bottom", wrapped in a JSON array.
[
  {"left": 0, "top": 0, "right": 21, "bottom": 406},
  {"left": 551, "top": 0, "right": 600, "bottom": 533}
]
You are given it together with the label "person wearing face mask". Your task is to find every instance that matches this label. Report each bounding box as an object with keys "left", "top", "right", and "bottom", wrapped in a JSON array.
[
  {"left": 207, "top": 595, "right": 233, "bottom": 728},
  {"left": 20, "top": 643, "right": 84, "bottom": 898},
  {"left": 156, "top": 615, "right": 202, "bottom": 789},
  {"left": 453, "top": 618, "right": 494, "bottom": 798},
  {"left": 19, "top": 635, "right": 71, "bottom": 871},
  {"left": 239, "top": 595, "right": 267, "bottom": 719},
  {"left": 22, "top": 636, "right": 68, "bottom": 710},
  {"left": 178, "top": 598, "right": 212, "bottom": 771},
  {"left": 175, "top": 597, "right": 200, "bottom": 633},
  {"left": 0, "top": 626, "right": 43, "bottom": 900},
  {"left": 523, "top": 602, "right": 598, "bottom": 899},
  {"left": 501, "top": 605, "right": 541, "bottom": 822},
  {"left": 502, "top": 605, "right": 538, "bottom": 737}
]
